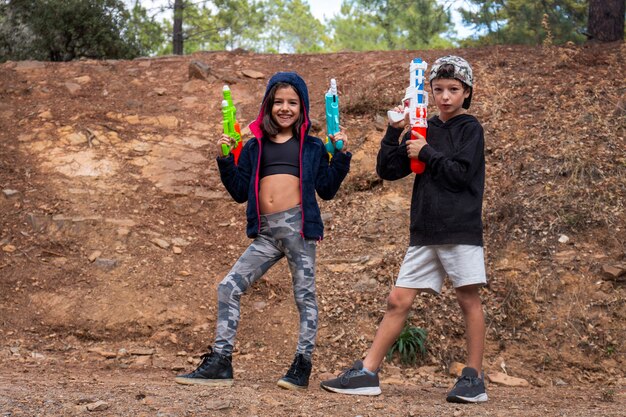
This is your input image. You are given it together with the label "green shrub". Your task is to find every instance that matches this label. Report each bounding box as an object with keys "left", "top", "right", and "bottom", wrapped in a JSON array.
[{"left": 386, "top": 324, "right": 428, "bottom": 365}]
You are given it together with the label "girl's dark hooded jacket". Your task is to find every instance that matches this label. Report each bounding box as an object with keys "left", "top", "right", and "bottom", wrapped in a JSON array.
[
  {"left": 376, "top": 114, "right": 485, "bottom": 247},
  {"left": 217, "top": 72, "right": 351, "bottom": 240}
]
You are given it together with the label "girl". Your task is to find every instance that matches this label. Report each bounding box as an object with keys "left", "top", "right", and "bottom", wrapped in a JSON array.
[{"left": 175, "top": 72, "right": 351, "bottom": 391}]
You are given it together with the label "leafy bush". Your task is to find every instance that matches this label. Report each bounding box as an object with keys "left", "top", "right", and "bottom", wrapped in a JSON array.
[
  {"left": 0, "top": 0, "right": 142, "bottom": 62},
  {"left": 386, "top": 324, "right": 428, "bottom": 365}
]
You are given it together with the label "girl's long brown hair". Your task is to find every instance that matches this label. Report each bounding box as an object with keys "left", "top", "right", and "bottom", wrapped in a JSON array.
[{"left": 261, "top": 82, "right": 305, "bottom": 139}]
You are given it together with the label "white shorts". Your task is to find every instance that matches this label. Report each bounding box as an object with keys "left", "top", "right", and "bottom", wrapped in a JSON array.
[{"left": 395, "top": 245, "right": 487, "bottom": 294}]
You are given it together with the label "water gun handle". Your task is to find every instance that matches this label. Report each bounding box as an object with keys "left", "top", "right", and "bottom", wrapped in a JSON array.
[
  {"left": 231, "top": 121, "right": 242, "bottom": 163},
  {"left": 325, "top": 135, "right": 344, "bottom": 154},
  {"left": 410, "top": 126, "right": 426, "bottom": 174},
  {"left": 387, "top": 110, "right": 406, "bottom": 123}
]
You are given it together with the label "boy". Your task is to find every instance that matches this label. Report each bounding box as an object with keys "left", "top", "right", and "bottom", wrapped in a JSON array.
[{"left": 320, "top": 56, "right": 488, "bottom": 403}]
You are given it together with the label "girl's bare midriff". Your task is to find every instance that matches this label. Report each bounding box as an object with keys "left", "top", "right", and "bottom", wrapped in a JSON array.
[{"left": 259, "top": 174, "right": 301, "bottom": 214}]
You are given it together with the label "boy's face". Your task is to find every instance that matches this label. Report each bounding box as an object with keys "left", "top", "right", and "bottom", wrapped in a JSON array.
[{"left": 431, "top": 78, "right": 470, "bottom": 122}]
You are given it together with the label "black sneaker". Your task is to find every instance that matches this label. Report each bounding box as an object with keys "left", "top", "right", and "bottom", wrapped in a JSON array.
[
  {"left": 446, "top": 367, "right": 488, "bottom": 403},
  {"left": 320, "top": 360, "right": 381, "bottom": 396},
  {"left": 277, "top": 353, "right": 312, "bottom": 391},
  {"left": 174, "top": 346, "right": 234, "bottom": 387}
]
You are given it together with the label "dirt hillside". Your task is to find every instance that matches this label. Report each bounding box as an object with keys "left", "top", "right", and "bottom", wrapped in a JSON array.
[{"left": 0, "top": 43, "right": 624, "bottom": 416}]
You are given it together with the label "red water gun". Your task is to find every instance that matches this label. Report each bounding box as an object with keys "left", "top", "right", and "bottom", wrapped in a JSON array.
[{"left": 388, "top": 58, "right": 428, "bottom": 174}]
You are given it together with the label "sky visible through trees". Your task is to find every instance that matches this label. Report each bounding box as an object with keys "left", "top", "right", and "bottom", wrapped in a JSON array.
[
  {"left": 133, "top": 0, "right": 476, "bottom": 40},
  {"left": 4, "top": 0, "right": 616, "bottom": 61}
]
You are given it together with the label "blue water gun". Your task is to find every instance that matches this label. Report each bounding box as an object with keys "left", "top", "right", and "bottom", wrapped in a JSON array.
[{"left": 324, "top": 78, "right": 343, "bottom": 156}]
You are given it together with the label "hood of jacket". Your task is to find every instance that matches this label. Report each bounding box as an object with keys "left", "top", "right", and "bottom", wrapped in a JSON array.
[
  {"left": 248, "top": 72, "right": 311, "bottom": 142},
  {"left": 428, "top": 113, "right": 477, "bottom": 129}
]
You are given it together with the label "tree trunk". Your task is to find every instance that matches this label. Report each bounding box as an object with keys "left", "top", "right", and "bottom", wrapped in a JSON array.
[
  {"left": 173, "top": 0, "right": 184, "bottom": 55},
  {"left": 587, "top": 0, "right": 625, "bottom": 42}
]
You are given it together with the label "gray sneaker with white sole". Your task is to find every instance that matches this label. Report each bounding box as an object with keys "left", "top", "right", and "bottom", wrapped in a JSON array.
[
  {"left": 320, "top": 360, "right": 381, "bottom": 396},
  {"left": 446, "top": 366, "right": 488, "bottom": 403}
]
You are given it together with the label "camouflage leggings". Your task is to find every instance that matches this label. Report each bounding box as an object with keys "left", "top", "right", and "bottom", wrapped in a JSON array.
[{"left": 214, "top": 206, "right": 318, "bottom": 357}]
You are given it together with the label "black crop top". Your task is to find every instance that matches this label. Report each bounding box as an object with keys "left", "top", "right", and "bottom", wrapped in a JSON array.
[{"left": 260, "top": 136, "right": 300, "bottom": 178}]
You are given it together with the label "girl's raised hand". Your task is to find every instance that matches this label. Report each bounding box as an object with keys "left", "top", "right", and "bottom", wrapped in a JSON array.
[
  {"left": 217, "top": 134, "right": 233, "bottom": 157},
  {"left": 331, "top": 130, "right": 348, "bottom": 153}
]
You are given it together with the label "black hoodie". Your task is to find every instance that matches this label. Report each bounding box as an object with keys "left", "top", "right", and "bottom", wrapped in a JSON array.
[{"left": 376, "top": 114, "right": 485, "bottom": 246}]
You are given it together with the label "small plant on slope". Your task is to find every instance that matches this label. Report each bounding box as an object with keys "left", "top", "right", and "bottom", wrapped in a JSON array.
[{"left": 386, "top": 324, "right": 428, "bottom": 365}]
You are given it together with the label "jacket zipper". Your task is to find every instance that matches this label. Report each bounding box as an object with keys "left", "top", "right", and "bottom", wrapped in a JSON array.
[
  {"left": 255, "top": 137, "right": 262, "bottom": 234},
  {"left": 298, "top": 114, "right": 308, "bottom": 239}
]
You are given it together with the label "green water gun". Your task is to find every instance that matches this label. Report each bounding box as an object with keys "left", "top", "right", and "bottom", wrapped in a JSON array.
[{"left": 221, "top": 85, "right": 242, "bottom": 164}]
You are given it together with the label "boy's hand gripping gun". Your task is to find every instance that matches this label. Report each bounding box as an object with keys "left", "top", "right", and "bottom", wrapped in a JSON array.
[
  {"left": 324, "top": 79, "right": 343, "bottom": 156},
  {"left": 221, "top": 85, "right": 242, "bottom": 164},
  {"left": 387, "top": 58, "right": 428, "bottom": 174}
]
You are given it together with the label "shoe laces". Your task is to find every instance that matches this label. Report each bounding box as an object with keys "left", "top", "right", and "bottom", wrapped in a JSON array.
[
  {"left": 286, "top": 355, "right": 310, "bottom": 378},
  {"left": 340, "top": 366, "right": 365, "bottom": 384},
  {"left": 198, "top": 346, "right": 229, "bottom": 369},
  {"left": 455, "top": 374, "right": 480, "bottom": 388}
]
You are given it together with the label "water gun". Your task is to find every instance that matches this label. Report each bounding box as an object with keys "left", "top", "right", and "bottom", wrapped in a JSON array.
[
  {"left": 387, "top": 58, "right": 428, "bottom": 174},
  {"left": 221, "top": 85, "right": 242, "bottom": 164},
  {"left": 324, "top": 78, "right": 343, "bottom": 156}
]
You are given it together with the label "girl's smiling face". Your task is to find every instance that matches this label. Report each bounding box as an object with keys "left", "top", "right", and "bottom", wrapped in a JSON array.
[
  {"left": 271, "top": 86, "right": 301, "bottom": 134},
  {"left": 431, "top": 78, "right": 470, "bottom": 122}
]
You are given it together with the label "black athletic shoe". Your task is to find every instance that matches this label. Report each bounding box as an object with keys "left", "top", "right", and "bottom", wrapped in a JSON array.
[
  {"left": 446, "top": 367, "right": 488, "bottom": 403},
  {"left": 174, "top": 346, "right": 234, "bottom": 386},
  {"left": 320, "top": 360, "right": 381, "bottom": 396},
  {"left": 277, "top": 353, "right": 312, "bottom": 391}
]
